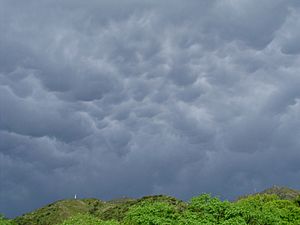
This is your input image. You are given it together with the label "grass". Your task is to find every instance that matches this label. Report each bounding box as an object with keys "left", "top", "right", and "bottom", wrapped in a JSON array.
[{"left": 9, "top": 186, "right": 300, "bottom": 225}]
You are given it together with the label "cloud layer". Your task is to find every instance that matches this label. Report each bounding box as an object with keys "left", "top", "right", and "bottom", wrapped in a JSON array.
[{"left": 1, "top": 0, "right": 300, "bottom": 217}]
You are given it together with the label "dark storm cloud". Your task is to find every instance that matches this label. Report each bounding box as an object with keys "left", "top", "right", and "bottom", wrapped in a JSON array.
[{"left": 1, "top": 0, "right": 300, "bottom": 218}]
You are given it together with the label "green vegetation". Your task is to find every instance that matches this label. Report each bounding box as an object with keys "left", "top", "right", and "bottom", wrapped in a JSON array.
[
  {"left": 0, "top": 214, "right": 14, "bottom": 225},
  {"left": 3, "top": 186, "right": 300, "bottom": 225},
  {"left": 237, "top": 185, "right": 300, "bottom": 201},
  {"left": 59, "top": 214, "right": 119, "bottom": 225},
  {"left": 260, "top": 186, "right": 300, "bottom": 200},
  {"left": 13, "top": 199, "right": 105, "bottom": 225}
]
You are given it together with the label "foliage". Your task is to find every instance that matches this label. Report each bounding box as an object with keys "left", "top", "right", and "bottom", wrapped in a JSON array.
[
  {"left": 6, "top": 186, "right": 300, "bottom": 225},
  {"left": 92, "top": 197, "right": 137, "bottom": 221},
  {"left": 123, "top": 193, "right": 300, "bottom": 225},
  {"left": 294, "top": 195, "right": 300, "bottom": 206},
  {"left": 124, "top": 201, "right": 180, "bottom": 225},
  {"left": 188, "top": 194, "right": 231, "bottom": 223},
  {"left": 92, "top": 195, "right": 186, "bottom": 222},
  {"left": 234, "top": 194, "right": 300, "bottom": 224},
  {"left": 260, "top": 186, "right": 300, "bottom": 200},
  {"left": 0, "top": 214, "right": 13, "bottom": 225},
  {"left": 237, "top": 186, "right": 300, "bottom": 201},
  {"left": 13, "top": 199, "right": 104, "bottom": 225},
  {"left": 59, "top": 214, "right": 119, "bottom": 225}
]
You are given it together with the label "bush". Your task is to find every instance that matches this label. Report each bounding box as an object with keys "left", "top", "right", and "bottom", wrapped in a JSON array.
[
  {"left": 5, "top": 191, "right": 300, "bottom": 224},
  {"left": 0, "top": 214, "right": 13, "bottom": 225},
  {"left": 188, "top": 194, "right": 231, "bottom": 224},
  {"left": 235, "top": 194, "right": 300, "bottom": 225},
  {"left": 59, "top": 214, "right": 119, "bottom": 225},
  {"left": 124, "top": 201, "right": 180, "bottom": 225}
]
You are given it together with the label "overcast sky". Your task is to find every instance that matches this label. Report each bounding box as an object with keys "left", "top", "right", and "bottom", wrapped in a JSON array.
[{"left": 1, "top": 0, "right": 300, "bottom": 218}]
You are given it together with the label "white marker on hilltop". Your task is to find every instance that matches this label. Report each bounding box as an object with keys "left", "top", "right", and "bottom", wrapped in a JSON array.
[{"left": 74, "top": 194, "right": 77, "bottom": 199}]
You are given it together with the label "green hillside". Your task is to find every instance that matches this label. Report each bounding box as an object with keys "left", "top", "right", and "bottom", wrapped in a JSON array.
[
  {"left": 11, "top": 195, "right": 186, "bottom": 225},
  {"left": 260, "top": 186, "right": 300, "bottom": 200},
  {"left": 13, "top": 199, "right": 104, "bottom": 225},
  {"left": 1, "top": 186, "right": 300, "bottom": 225},
  {"left": 237, "top": 185, "right": 300, "bottom": 201}
]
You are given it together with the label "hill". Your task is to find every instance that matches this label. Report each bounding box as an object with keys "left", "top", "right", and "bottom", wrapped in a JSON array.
[
  {"left": 236, "top": 185, "right": 300, "bottom": 201},
  {"left": 13, "top": 195, "right": 186, "bottom": 225},
  {"left": 2, "top": 186, "right": 299, "bottom": 225},
  {"left": 13, "top": 199, "right": 104, "bottom": 225},
  {"left": 260, "top": 185, "right": 300, "bottom": 200}
]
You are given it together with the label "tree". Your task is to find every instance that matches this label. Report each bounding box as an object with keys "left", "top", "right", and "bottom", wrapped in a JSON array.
[
  {"left": 59, "top": 214, "right": 119, "bottom": 225},
  {"left": 124, "top": 201, "right": 180, "bottom": 225}
]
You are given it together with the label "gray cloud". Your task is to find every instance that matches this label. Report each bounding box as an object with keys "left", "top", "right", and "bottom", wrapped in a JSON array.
[{"left": 1, "top": 0, "right": 300, "bottom": 218}]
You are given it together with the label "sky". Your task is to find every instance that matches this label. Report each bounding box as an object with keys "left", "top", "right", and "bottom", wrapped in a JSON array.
[{"left": 1, "top": 0, "right": 300, "bottom": 218}]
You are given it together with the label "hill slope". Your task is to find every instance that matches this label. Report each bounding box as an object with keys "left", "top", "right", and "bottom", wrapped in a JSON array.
[
  {"left": 7, "top": 186, "right": 300, "bottom": 225},
  {"left": 13, "top": 199, "right": 104, "bottom": 225},
  {"left": 260, "top": 185, "right": 300, "bottom": 200},
  {"left": 236, "top": 185, "right": 300, "bottom": 201},
  {"left": 13, "top": 195, "right": 186, "bottom": 225}
]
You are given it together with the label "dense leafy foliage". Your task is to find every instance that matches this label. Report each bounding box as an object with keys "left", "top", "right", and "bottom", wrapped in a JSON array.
[
  {"left": 234, "top": 194, "right": 300, "bottom": 224},
  {"left": 122, "top": 193, "right": 300, "bottom": 225},
  {"left": 0, "top": 214, "right": 13, "bottom": 225},
  {"left": 124, "top": 201, "right": 180, "bottom": 225},
  {"left": 5, "top": 186, "right": 300, "bottom": 225},
  {"left": 59, "top": 214, "right": 118, "bottom": 225}
]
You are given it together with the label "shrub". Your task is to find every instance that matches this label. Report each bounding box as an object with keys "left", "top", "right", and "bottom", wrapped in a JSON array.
[
  {"left": 0, "top": 214, "right": 13, "bottom": 225},
  {"left": 188, "top": 194, "right": 231, "bottom": 224},
  {"left": 59, "top": 214, "right": 119, "bottom": 225},
  {"left": 124, "top": 201, "right": 180, "bottom": 225}
]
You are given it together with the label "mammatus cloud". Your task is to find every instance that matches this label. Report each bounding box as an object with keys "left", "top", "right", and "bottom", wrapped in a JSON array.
[{"left": 1, "top": 0, "right": 300, "bottom": 217}]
